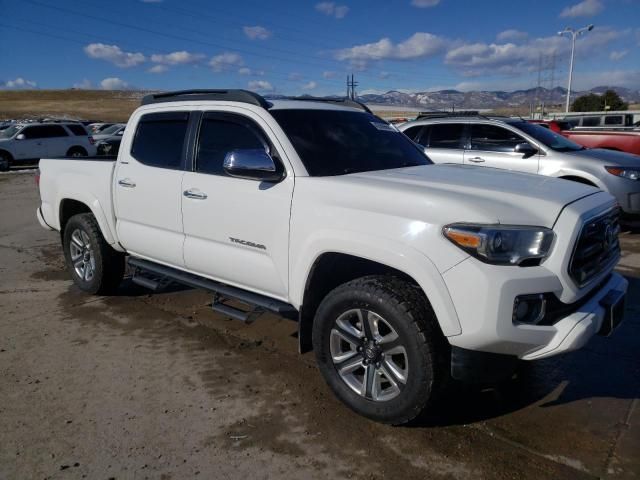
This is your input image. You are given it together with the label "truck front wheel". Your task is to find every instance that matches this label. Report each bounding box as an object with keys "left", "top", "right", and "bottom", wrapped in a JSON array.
[
  {"left": 62, "top": 213, "right": 125, "bottom": 294},
  {"left": 312, "top": 275, "right": 448, "bottom": 424}
]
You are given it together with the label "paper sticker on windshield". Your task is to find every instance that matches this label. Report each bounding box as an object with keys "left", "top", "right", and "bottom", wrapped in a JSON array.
[{"left": 371, "top": 122, "right": 398, "bottom": 132}]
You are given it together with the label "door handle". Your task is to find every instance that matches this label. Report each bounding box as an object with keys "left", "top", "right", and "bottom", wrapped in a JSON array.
[
  {"left": 467, "top": 157, "right": 485, "bottom": 163},
  {"left": 183, "top": 189, "right": 208, "bottom": 200},
  {"left": 118, "top": 178, "right": 136, "bottom": 188}
]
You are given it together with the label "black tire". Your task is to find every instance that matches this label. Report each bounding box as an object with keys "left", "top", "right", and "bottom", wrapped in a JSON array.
[
  {"left": 66, "top": 147, "right": 88, "bottom": 158},
  {"left": 0, "top": 151, "right": 11, "bottom": 171},
  {"left": 312, "top": 275, "right": 448, "bottom": 425},
  {"left": 62, "top": 213, "right": 125, "bottom": 294}
]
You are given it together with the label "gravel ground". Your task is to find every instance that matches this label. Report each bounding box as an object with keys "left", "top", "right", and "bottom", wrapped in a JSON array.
[{"left": 1, "top": 171, "right": 638, "bottom": 480}]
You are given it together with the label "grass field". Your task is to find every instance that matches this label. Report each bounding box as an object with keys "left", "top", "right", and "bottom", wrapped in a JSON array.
[{"left": 2, "top": 90, "right": 638, "bottom": 123}]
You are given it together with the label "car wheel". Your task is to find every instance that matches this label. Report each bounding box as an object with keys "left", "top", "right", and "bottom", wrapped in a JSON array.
[
  {"left": 312, "top": 275, "right": 448, "bottom": 424},
  {"left": 67, "top": 147, "right": 88, "bottom": 158},
  {"left": 62, "top": 213, "right": 125, "bottom": 294},
  {"left": 0, "top": 152, "right": 11, "bottom": 171}
]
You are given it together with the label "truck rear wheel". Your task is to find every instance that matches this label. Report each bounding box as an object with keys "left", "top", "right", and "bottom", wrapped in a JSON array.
[
  {"left": 62, "top": 213, "right": 124, "bottom": 294},
  {"left": 312, "top": 275, "right": 448, "bottom": 424}
]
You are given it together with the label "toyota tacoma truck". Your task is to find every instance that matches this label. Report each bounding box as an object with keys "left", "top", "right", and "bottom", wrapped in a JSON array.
[{"left": 36, "top": 90, "right": 628, "bottom": 424}]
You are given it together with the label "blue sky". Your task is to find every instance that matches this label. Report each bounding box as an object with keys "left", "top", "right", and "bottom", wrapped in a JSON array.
[{"left": 2, "top": 0, "right": 639, "bottom": 94}]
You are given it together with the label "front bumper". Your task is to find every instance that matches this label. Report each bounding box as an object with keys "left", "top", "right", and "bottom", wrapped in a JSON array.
[{"left": 443, "top": 256, "right": 628, "bottom": 360}]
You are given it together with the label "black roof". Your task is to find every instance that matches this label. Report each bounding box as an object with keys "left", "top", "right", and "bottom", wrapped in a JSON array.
[{"left": 140, "top": 89, "right": 271, "bottom": 109}]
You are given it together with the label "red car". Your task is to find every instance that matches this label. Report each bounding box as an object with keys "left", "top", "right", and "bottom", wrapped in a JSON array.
[{"left": 528, "top": 120, "right": 640, "bottom": 155}]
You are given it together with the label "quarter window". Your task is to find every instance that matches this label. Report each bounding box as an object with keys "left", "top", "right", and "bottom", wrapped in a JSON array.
[
  {"left": 470, "top": 124, "right": 524, "bottom": 152},
  {"left": 582, "top": 116, "right": 600, "bottom": 127},
  {"left": 402, "top": 125, "right": 424, "bottom": 142},
  {"left": 196, "top": 114, "right": 268, "bottom": 176},
  {"left": 604, "top": 115, "right": 623, "bottom": 126},
  {"left": 131, "top": 112, "right": 189, "bottom": 169},
  {"left": 428, "top": 124, "right": 465, "bottom": 149}
]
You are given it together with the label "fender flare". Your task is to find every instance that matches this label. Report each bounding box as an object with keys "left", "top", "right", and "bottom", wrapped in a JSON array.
[{"left": 57, "top": 193, "right": 117, "bottom": 246}]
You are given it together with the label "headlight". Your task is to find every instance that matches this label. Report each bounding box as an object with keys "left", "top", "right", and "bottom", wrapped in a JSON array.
[
  {"left": 443, "top": 224, "right": 555, "bottom": 266},
  {"left": 605, "top": 166, "right": 640, "bottom": 181}
]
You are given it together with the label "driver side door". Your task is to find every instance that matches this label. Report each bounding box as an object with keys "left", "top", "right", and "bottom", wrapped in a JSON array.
[{"left": 464, "top": 124, "right": 539, "bottom": 174}]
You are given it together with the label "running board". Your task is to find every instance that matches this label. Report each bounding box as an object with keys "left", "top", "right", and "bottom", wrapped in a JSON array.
[{"left": 127, "top": 257, "right": 298, "bottom": 321}]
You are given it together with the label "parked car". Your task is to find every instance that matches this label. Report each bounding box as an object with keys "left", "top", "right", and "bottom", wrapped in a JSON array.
[
  {"left": 400, "top": 116, "right": 640, "bottom": 223},
  {"left": 96, "top": 137, "right": 121, "bottom": 156},
  {"left": 87, "top": 123, "right": 115, "bottom": 134},
  {"left": 37, "top": 90, "right": 626, "bottom": 424},
  {"left": 551, "top": 111, "right": 640, "bottom": 129},
  {"left": 92, "top": 123, "right": 126, "bottom": 142},
  {"left": 527, "top": 119, "right": 573, "bottom": 133},
  {"left": 0, "top": 122, "right": 96, "bottom": 171}
]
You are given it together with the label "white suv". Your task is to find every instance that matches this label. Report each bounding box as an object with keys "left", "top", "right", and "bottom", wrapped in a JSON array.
[{"left": 0, "top": 122, "right": 96, "bottom": 171}]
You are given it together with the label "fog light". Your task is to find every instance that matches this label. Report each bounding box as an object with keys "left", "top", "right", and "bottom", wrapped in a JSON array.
[{"left": 513, "top": 294, "right": 546, "bottom": 325}]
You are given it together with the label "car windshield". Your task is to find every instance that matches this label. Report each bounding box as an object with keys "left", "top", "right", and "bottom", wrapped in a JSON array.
[
  {"left": 0, "top": 125, "right": 22, "bottom": 138},
  {"left": 270, "top": 109, "right": 431, "bottom": 176},
  {"left": 99, "top": 124, "right": 122, "bottom": 135},
  {"left": 514, "top": 121, "right": 585, "bottom": 152}
]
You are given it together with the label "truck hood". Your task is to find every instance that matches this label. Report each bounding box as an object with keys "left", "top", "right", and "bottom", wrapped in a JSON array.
[
  {"left": 565, "top": 147, "right": 640, "bottom": 166},
  {"left": 346, "top": 164, "right": 601, "bottom": 227}
]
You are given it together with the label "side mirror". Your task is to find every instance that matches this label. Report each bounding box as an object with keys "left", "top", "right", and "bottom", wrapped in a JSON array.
[
  {"left": 514, "top": 142, "right": 538, "bottom": 158},
  {"left": 117, "top": 130, "right": 124, "bottom": 135},
  {"left": 16, "top": 133, "right": 25, "bottom": 140},
  {"left": 223, "top": 149, "right": 284, "bottom": 182}
]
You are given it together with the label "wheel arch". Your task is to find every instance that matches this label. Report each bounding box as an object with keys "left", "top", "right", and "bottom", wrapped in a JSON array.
[
  {"left": 297, "top": 251, "right": 460, "bottom": 354},
  {"left": 0, "top": 148, "right": 14, "bottom": 161},
  {"left": 58, "top": 196, "right": 118, "bottom": 246}
]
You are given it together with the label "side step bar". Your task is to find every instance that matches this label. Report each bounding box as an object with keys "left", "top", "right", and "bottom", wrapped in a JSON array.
[{"left": 128, "top": 257, "right": 298, "bottom": 322}]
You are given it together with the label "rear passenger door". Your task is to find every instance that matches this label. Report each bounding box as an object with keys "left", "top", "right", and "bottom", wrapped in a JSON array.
[
  {"left": 421, "top": 123, "right": 465, "bottom": 164},
  {"left": 181, "top": 111, "right": 294, "bottom": 300},
  {"left": 113, "top": 111, "right": 190, "bottom": 268},
  {"left": 465, "top": 124, "right": 539, "bottom": 174},
  {"left": 40, "top": 125, "right": 71, "bottom": 157}
]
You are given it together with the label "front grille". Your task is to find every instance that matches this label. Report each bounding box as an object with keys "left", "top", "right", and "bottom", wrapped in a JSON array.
[{"left": 569, "top": 208, "right": 621, "bottom": 287}]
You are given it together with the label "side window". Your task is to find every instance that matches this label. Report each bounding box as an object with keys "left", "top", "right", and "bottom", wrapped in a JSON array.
[
  {"left": 402, "top": 125, "right": 423, "bottom": 142},
  {"left": 428, "top": 124, "right": 465, "bottom": 149},
  {"left": 66, "top": 124, "right": 88, "bottom": 136},
  {"left": 470, "top": 124, "right": 524, "bottom": 152},
  {"left": 131, "top": 112, "right": 189, "bottom": 169},
  {"left": 22, "top": 127, "right": 44, "bottom": 139},
  {"left": 43, "top": 125, "right": 68, "bottom": 137},
  {"left": 604, "top": 115, "right": 623, "bottom": 126},
  {"left": 196, "top": 114, "right": 267, "bottom": 176},
  {"left": 582, "top": 116, "right": 600, "bottom": 127}
]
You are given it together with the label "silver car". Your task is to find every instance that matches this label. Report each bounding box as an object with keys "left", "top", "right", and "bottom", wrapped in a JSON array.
[{"left": 399, "top": 116, "right": 640, "bottom": 222}]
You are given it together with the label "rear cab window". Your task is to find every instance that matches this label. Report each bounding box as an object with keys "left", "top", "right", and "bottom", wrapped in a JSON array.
[{"left": 130, "top": 112, "right": 189, "bottom": 169}]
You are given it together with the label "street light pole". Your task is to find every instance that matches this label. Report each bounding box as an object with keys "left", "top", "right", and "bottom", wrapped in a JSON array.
[{"left": 558, "top": 24, "right": 594, "bottom": 113}]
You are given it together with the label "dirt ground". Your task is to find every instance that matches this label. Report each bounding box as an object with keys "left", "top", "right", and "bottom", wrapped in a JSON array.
[{"left": 1, "top": 171, "right": 638, "bottom": 480}]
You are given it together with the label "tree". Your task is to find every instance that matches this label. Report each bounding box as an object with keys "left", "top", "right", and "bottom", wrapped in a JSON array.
[
  {"left": 571, "top": 90, "right": 628, "bottom": 112},
  {"left": 601, "top": 89, "right": 628, "bottom": 111}
]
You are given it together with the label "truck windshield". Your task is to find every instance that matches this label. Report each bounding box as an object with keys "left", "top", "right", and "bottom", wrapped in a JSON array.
[
  {"left": 513, "top": 121, "right": 585, "bottom": 152},
  {"left": 270, "top": 109, "right": 431, "bottom": 176}
]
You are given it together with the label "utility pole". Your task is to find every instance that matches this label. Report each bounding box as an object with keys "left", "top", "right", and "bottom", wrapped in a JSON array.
[
  {"left": 558, "top": 24, "right": 594, "bottom": 112},
  {"left": 346, "top": 74, "right": 358, "bottom": 100}
]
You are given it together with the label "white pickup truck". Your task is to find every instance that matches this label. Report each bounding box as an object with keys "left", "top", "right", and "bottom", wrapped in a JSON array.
[{"left": 37, "top": 90, "right": 627, "bottom": 424}]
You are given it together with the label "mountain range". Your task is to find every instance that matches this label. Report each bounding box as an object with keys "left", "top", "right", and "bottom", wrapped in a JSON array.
[{"left": 356, "top": 86, "right": 640, "bottom": 110}]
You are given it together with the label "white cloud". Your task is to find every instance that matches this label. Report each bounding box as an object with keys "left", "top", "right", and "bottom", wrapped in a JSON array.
[
  {"left": 570, "top": 69, "right": 640, "bottom": 90},
  {"left": 411, "top": 0, "right": 440, "bottom": 7},
  {"left": 496, "top": 29, "right": 528, "bottom": 42},
  {"left": 238, "top": 67, "right": 264, "bottom": 76},
  {"left": 84, "top": 43, "right": 145, "bottom": 68},
  {"left": 243, "top": 25, "right": 272, "bottom": 40},
  {"left": 72, "top": 79, "right": 93, "bottom": 89},
  {"left": 322, "top": 71, "right": 337, "bottom": 79},
  {"left": 445, "top": 28, "right": 621, "bottom": 76},
  {"left": 609, "top": 50, "right": 628, "bottom": 61},
  {"left": 148, "top": 65, "right": 169, "bottom": 74},
  {"left": 209, "top": 52, "right": 244, "bottom": 72},
  {"left": 3, "top": 77, "right": 37, "bottom": 89},
  {"left": 559, "top": 0, "right": 603, "bottom": 18},
  {"left": 248, "top": 80, "right": 273, "bottom": 91},
  {"left": 335, "top": 32, "right": 446, "bottom": 68},
  {"left": 302, "top": 81, "right": 317, "bottom": 90},
  {"left": 100, "top": 77, "right": 129, "bottom": 90},
  {"left": 315, "top": 2, "right": 349, "bottom": 19},
  {"left": 150, "top": 51, "right": 205, "bottom": 65}
]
